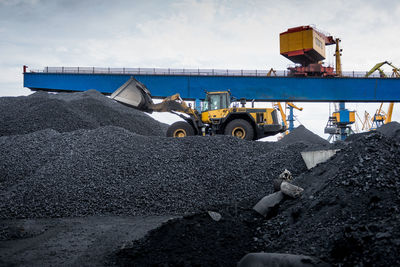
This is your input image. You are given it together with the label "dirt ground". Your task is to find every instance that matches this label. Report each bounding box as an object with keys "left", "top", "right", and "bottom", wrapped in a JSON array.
[{"left": 0, "top": 216, "right": 174, "bottom": 267}]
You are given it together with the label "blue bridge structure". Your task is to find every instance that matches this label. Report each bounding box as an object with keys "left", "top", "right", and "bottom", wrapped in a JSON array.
[{"left": 23, "top": 66, "right": 400, "bottom": 102}]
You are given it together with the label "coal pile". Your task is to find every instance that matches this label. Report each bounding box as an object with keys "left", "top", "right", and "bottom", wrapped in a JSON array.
[
  {"left": 377, "top": 121, "right": 400, "bottom": 142},
  {"left": 114, "top": 130, "right": 400, "bottom": 266},
  {"left": 0, "top": 90, "right": 166, "bottom": 137},
  {"left": 115, "top": 205, "right": 263, "bottom": 267},
  {"left": 256, "top": 131, "right": 400, "bottom": 266},
  {"left": 0, "top": 126, "right": 308, "bottom": 219},
  {"left": 278, "top": 125, "right": 330, "bottom": 147},
  {"left": 3, "top": 88, "right": 399, "bottom": 266}
]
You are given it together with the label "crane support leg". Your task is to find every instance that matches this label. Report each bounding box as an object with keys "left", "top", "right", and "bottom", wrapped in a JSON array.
[
  {"left": 339, "top": 102, "right": 346, "bottom": 141},
  {"left": 288, "top": 106, "right": 295, "bottom": 132}
]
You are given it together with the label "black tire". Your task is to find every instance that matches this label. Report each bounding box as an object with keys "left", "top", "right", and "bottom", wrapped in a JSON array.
[
  {"left": 166, "top": 121, "right": 195, "bottom": 138},
  {"left": 224, "top": 119, "right": 254, "bottom": 140}
]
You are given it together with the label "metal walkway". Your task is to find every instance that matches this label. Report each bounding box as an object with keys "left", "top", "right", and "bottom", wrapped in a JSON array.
[{"left": 34, "top": 66, "right": 386, "bottom": 78}]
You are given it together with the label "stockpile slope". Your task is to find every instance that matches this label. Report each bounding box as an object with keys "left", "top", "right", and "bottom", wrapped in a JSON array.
[
  {"left": 115, "top": 207, "right": 262, "bottom": 267},
  {"left": 257, "top": 131, "right": 400, "bottom": 266},
  {"left": 114, "top": 130, "right": 400, "bottom": 267},
  {"left": 0, "top": 90, "right": 166, "bottom": 137},
  {"left": 278, "top": 125, "right": 330, "bottom": 147},
  {"left": 0, "top": 126, "right": 308, "bottom": 219},
  {"left": 377, "top": 121, "right": 400, "bottom": 142}
]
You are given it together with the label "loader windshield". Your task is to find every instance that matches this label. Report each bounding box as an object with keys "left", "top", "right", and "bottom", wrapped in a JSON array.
[{"left": 202, "top": 93, "right": 230, "bottom": 111}]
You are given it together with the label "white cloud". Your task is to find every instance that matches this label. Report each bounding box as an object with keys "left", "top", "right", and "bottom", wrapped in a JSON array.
[{"left": 0, "top": 0, "right": 39, "bottom": 5}]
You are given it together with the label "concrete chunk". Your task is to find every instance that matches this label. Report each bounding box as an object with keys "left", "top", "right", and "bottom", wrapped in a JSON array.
[
  {"left": 280, "top": 181, "right": 304, "bottom": 198},
  {"left": 253, "top": 191, "right": 284, "bottom": 217},
  {"left": 301, "top": 149, "right": 340, "bottom": 169},
  {"left": 237, "top": 252, "right": 331, "bottom": 267}
]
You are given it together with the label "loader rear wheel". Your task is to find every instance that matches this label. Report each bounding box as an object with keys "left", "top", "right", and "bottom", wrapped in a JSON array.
[
  {"left": 224, "top": 119, "right": 254, "bottom": 140},
  {"left": 167, "top": 121, "right": 195, "bottom": 138}
]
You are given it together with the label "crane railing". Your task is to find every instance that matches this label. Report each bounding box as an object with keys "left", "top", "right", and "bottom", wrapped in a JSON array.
[{"left": 26, "top": 66, "right": 395, "bottom": 78}]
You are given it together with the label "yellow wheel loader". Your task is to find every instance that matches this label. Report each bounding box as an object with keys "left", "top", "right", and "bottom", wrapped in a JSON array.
[{"left": 111, "top": 77, "right": 285, "bottom": 140}]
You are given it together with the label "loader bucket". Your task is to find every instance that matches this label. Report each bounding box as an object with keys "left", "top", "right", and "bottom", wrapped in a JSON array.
[{"left": 111, "top": 77, "right": 154, "bottom": 112}]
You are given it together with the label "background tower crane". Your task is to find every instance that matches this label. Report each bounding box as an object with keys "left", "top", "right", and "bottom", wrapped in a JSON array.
[
  {"left": 324, "top": 38, "right": 355, "bottom": 141},
  {"left": 365, "top": 61, "right": 398, "bottom": 130}
]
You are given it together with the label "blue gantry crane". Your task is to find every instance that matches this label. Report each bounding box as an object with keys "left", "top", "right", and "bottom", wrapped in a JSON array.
[{"left": 22, "top": 26, "right": 400, "bottom": 140}]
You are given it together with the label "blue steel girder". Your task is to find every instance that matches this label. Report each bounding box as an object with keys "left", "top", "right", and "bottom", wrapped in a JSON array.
[{"left": 23, "top": 73, "right": 400, "bottom": 102}]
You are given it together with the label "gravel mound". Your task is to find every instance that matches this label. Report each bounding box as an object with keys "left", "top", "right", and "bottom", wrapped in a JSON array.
[
  {"left": 278, "top": 125, "right": 330, "bottom": 147},
  {"left": 0, "top": 90, "right": 166, "bottom": 137},
  {"left": 256, "top": 131, "right": 400, "bottom": 266},
  {"left": 0, "top": 126, "right": 308, "bottom": 219}
]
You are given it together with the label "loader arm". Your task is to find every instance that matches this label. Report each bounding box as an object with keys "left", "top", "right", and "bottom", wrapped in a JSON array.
[{"left": 148, "top": 94, "right": 200, "bottom": 120}]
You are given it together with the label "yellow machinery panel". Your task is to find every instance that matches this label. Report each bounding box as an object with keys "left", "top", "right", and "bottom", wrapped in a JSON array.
[
  {"left": 333, "top": 112, "right": 339, "bottom": 122},
  {"left": 202, "top": 108, "right": 276, "bottom": 125},
  {"left": 280, "top": 29, "right": 313, "bottom": 54},
  {"left": 201, "top": 109, "right": 229, "bottom": 124},
  {"left": 312, "top": 31, "right": 325, "bottom": 58},
  {"left": 349, "top": 111, "right": 355, "bottom": 123},
  {"left": 280, "top": 26, "right": 326, "bottom": 65},
  {"left": 333, "top": 110, "right": 355, "bottom": 124}
]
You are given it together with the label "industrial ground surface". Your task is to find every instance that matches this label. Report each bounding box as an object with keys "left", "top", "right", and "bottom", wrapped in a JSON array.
[{"left": 1, "top": 91, "right": 399, "bottom": 266}]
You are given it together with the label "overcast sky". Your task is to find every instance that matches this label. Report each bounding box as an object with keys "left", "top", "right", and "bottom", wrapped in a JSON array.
[{"left": 0, "top": 0, "right": 399, "bottom": 138}]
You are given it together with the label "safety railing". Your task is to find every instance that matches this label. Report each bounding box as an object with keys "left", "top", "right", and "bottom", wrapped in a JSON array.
[{"left": 27, "top": 66, "right": 394, "bottom": 78}]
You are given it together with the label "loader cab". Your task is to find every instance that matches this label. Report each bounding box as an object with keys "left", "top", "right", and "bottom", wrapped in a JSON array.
[{"left": 202, "top": 91, "right": 231, "bottom": 112}]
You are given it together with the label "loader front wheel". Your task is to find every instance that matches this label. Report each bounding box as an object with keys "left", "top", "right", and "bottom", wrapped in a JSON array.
[
  {"left": 224, "top": 119, "right": 254, "bottom": 140},
  {"left": 167, "top": 121, "right": 195, "bottom": 138}
]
